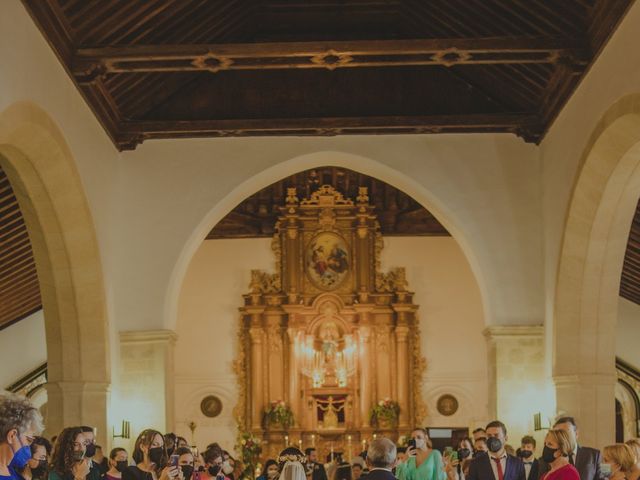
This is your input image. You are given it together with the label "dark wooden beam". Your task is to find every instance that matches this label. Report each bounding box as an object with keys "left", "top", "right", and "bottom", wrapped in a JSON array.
[
  {"left": 116, "top": 113, "right": 543, "bottom": 150},
  {"left": 72, "top": 36, "right": 588, "bottom": 76}
]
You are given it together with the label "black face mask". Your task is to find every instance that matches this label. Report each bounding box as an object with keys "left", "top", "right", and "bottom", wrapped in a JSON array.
[
  {"left": 542, "top": 446, "right": 558, "bottom": 464},
  {"left": 182, "top": 466, "right": 194, "bottom": 480},
  {"left": 519, "top": 450, "right": 533, "bottom": 459},
  {"left": 487, "top": 438, "right": 503, "bottom": 453},
  {"left": 208, "top": 465, "right": 221, "bottom": 476},
  {"left": 85, "top": 444, "right": 96, "bottom": 459},
  {"left": 148, "top": 447, "right": 165, "bottom": 466},
  {"left": 458, "top": 449, "right": 471, "bottom": 460},
  {"left": 116, "top": 461, "right": 129, "bottom": 473},
  {"left": 72, "top": 451, "right": 85, "bottom": 462},
  {"left": 31, "top": 460, "right": 48, "bottom": 478}
]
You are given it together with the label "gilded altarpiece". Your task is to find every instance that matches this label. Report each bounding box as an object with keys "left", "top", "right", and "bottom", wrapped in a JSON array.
[{"left": 235, "top": 186, "right": 426, "bottom": 459}]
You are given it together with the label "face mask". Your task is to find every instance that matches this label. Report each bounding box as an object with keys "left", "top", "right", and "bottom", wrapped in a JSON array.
[
  {"left": 600, "top": 464, "right": 613, "bottom": 478},
  {"left": 472, "top": 451, "right": 482, "bottom": 458},
  {"left": 487, "top": 438, "right": 503, "bottom": 454},
  {"left": 222, "top": 461, "right": 233, "bottom": 475},
  {"left": 116, "top": 461, "right": 129, "bottom": 473},
  {"left": 85, "top": 444, "right": 96, "bottom": 459},
  {"left": 72, "top": 450, "right": 86, "bottom": 462},
  {"left": 32, "top": 460, "right": 48, "bottom": 478},
  {"left": 208, "top": 465, "right": 221, "bottom": 477},
  {"left": 414, "top": 439, "right": 426, "bottom": 450},
  {"left": 12, "top": 446, "right": 33, "bottom": 469},
  {"left": 181, "top": 466, "right": 194, "bottom": 480},
  {"left": 519, "top": 450, "right": 533, "bottom": 459},
  {"left": 542, "top": 446, "right": 558, "bottom": 464},
  {"left": 148, "top": 447, "right": 165, "bottom": 466},
  {"left": 458, "top": 449, "right": 471, "bottom": 460}
]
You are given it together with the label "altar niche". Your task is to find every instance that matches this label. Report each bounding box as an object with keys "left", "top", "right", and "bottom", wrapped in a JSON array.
[{"left": 235, "top": 185, "right": 425, "bottom": 460}]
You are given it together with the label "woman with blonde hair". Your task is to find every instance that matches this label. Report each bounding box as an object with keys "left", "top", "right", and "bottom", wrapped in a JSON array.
[
  {"left": 602, "top": 444, "right": 637, "bottom": 480},
  {"left": 624, "top": 440, "right": 640, "bottom": 480},
  {"left": 540, "top": 429, "right": 579, "bottom": 480}
]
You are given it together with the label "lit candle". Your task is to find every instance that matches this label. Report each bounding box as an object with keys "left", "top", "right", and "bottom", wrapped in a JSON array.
[
  {"left": 373, "top": 434, "right": 377, "bottom": 440},
  {"left": 285, "top": 435, "right": 289, "bottom": 446},
  {"left": 298, "top": 439, "right": 303, "bottom": 449},
  {"left": 311, "top": 434, "right": 316, "bottom": 447},
  {"left": 362, "top": 439, "right": 366, "bottom": 451},
  {"left": 331, "top": 444, "right": 334, "bottom": 462}
]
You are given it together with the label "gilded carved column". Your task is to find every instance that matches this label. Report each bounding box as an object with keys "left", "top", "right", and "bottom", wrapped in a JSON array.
[
  {"left": 287, "top": 327, "right": 300, "bottom": 425},
  {"left": 395, "top": 321, "right": 410, "bottom": 428},
  {"left": 249, "top": 325, "right": 265, "bottom": 430},
  {"left": 359, "top": 326, "right": 372, "bottom": 427}
]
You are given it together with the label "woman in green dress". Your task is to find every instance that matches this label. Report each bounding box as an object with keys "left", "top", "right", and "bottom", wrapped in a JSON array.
[
  {"left": 48, "top": 427, "right": 90, "bottom": 480},
  {"left": 396, "top": 429, "right": 455, "bottom": 480}
]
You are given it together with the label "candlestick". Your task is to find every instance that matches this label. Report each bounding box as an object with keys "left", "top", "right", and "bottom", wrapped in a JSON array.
[
  {"left": 298, "top": 439, "right": 303, "bottom": 449},
  {"left": 311, "top": 434, "right": 316, "bottom": 447},
  {"left": 285, "top": 435, "right": 289, "bottom": 446},
  {"left": 362, "top": 439, "right": 366, "bottom": 452}
]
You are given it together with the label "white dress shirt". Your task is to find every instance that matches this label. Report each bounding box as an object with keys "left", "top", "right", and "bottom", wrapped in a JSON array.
[{"left": 489, "top": 453, "right": 508, "bottom": 480}]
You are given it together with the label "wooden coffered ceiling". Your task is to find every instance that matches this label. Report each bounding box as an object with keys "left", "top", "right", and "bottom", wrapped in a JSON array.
[
  {"left": 0, "top": 167, "right": 41, "bottom": 331},
  {"left": 621, "top": 199, "right": 640, "bottom": 306},
  {"left": 22, "top": 0, "right": 634, "bottom": 150},
  {"left": 208, "top": 166, "right": 449, "bottom": 238}
]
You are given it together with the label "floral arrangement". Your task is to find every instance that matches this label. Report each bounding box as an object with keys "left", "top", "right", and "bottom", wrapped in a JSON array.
[
  {"left": 370, "top": 398, "right": 400, "bottom": 426},
  {"left": 236, "top": 431, "right": 262, "bottom": 480},
  {"left": 264, "top": 400, "right": 294, "bottom": 429}
]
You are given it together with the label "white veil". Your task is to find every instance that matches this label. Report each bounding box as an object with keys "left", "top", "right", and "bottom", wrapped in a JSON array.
[{"left": 280, "top": 461, "right": 306, "bottom": 480}]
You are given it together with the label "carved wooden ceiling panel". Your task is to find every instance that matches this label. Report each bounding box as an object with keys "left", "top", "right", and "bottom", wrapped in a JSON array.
[
  {"left": 0, "top": 166, "right": 41, "bottom": 330},
  {"left": 21, "top": 0, "right": 634, "bottom": 150},
  {"left": 208, "top": 167, "right": 449, "bottom": 239},
  {"left": 621, "top": 198, "right": 640, "bottom": 306}
]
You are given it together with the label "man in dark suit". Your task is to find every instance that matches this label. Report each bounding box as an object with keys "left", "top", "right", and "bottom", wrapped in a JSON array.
[
  {"left": 305, "top": 448, "right": 328, "bottom": 480},
  {"left": 468, "top": 421, "right": 526, "bottom": 480},
  {"left": 518, "top": 436, "right": 539, "bottom": 480},
  {"left": 365, "top": 438, "right": 396, "bottom": 480},
  {"left": 537, "top": 417, "right": 600, "bottom": 480}
]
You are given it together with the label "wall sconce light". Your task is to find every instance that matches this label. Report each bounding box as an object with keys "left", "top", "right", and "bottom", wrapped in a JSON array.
[
  {"left": 113, "top": 420, "right": 131, "bottom": 439},
  {"left": 533, "top": 412, "right": 549, "bottom": 431}
]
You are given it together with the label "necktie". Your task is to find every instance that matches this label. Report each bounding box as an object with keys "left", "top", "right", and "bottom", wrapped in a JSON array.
[
  {"left": 569, "top": 453, "right": 575, "bottom": 466},
  {"left": 492, "top": 457, "right": 505, "bottom": 480}
]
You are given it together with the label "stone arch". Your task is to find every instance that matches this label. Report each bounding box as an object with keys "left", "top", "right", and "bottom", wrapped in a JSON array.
[
  {"left": 554, "top": 93, "right": 640, "bottom": 446},
  {"left": 166, "top": 151, "right": 490, "bottom": 332},
  {"left": 0, "top": 102, "right": 110, "bottom": 441}
]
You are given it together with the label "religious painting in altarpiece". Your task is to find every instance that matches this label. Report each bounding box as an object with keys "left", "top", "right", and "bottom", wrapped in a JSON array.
[{"left": 234, "top": 184, "right": 427, "bottom": 460}]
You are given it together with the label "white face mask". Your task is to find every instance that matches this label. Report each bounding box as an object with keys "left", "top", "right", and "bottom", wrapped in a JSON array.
[
  {"left": 415, "top": 438, "right": 426, "bottom": 450},
  {"left": 222, "top": 461, "right": 234, "bottom": 475}
]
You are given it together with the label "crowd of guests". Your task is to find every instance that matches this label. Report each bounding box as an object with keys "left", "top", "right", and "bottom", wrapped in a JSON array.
[{"left": 3, "top": 392, "right": 640, "bottom": 480}]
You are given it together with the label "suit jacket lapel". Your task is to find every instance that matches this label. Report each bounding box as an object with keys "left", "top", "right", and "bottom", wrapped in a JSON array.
[{"left": 504, "top": 456, "right": 513, "bottom": 480}]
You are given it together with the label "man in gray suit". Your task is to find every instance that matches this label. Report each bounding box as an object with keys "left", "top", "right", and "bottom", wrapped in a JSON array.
[{"left": 537, "top": 417, "right": 601, "bottom": 480}]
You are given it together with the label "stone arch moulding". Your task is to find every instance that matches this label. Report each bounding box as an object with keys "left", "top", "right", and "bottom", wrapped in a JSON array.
[
  {"left": 0, "top": 102, "right": 110, "bottom": 443},
  {"left": 164, "top": 151, "right": 491, "bottom": 333},
  {"left": 553, "top": 93, "right": 640, "bottom": 447}
]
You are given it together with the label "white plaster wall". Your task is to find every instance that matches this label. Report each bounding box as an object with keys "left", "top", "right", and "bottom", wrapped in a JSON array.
[
  {"left": 616, "top": 297, "right": 640, "bottom": 368},
  {"left": 0, "top": 310, "right": 46, "bottom": 388},
  {"left": 541, "top": 2, "right": 640, "bottom": 374},
  {"left": 174, "top": 236, "right": 487, "bottom": 450}
]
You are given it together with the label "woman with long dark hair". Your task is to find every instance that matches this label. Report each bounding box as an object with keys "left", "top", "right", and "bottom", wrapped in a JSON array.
[
  {"left": 122, "top": 430, "right": 179, "bottom": 480},
  {"left": 48, "top": 427, "right": 90, "bottom": 480}
]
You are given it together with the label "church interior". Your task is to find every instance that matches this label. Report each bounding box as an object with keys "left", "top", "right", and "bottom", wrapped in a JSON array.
[{"left": 3, "top": 0, "right": 640, "bottom": 477}]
